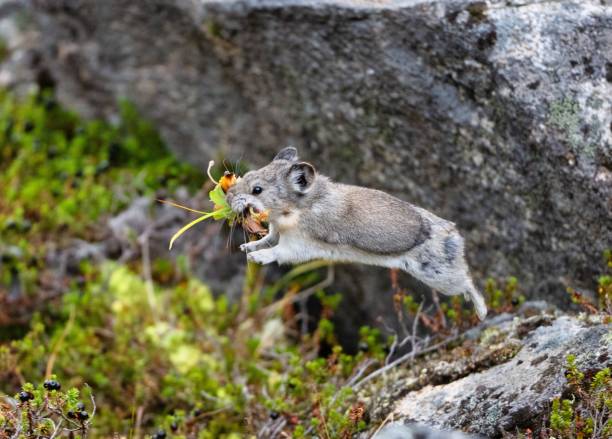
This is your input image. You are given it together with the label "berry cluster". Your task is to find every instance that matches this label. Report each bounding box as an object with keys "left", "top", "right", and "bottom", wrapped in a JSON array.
[
  {"left": 43, "top": 379, "right": 61, "bottom": 391},
  {"left": 67, "top": 402, "right": 90, "bottom": 422}
]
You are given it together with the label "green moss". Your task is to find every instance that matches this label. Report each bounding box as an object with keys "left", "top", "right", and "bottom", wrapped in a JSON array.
[
  {"left": 547, "top": 356, "right": 611, "bottom": 438},
  {"left": 549, "top": 98, "right": 581, "bottom": 143},
  {"left": 548, "top": 97, "right": 597, "bottom": 157},
  {"left": 484, "top": 276, "right": 523, "bottom": 312},
  {"left": 0, "top": 89, "right": 201, "bottom": 297},
  {"left": 1, "top": 258, "right": 380, "bottom": 437},
  {"left": 550, "top": 398, "right": 573, "bottom": 434}
]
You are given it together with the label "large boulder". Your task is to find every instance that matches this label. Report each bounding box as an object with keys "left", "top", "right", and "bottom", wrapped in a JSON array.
[
  {"left": 359, "top": 311, "right": 611, "bottom": 437},
  {"left": 1, "top": 0, "right": 610, "bottom": 325}
]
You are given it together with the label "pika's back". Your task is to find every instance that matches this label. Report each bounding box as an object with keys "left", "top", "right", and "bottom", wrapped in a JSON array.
[{"left": 303, "top": 184, "right": 432, "bottom": 255}]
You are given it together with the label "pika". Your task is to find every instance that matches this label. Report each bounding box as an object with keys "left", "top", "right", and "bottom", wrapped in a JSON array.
[{"left": 226, "top": 147, "right": 487, "bottom": 320}]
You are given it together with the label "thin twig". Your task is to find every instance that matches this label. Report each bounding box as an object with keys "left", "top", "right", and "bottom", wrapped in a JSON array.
[
  {"left": 370, "top": 411, "right": 394, "bottom": 438},
  {"left": 45, "top": 305, "right": 76, "bottom": 379},
  {"left": 88, "top": 385, "right": 97, "bottom": 420},
  {"left": 385, "top": 301, "right": 424, "bottom": 365},
  {"left": 346, "top": 358, "right": 377, "bottom": 388},
  {"left": 138, "top": 228, "right": 158, "bottom": 320},
  {"left": 49, "top": 418, "right": 63, "bottom": 439},
  {"left": 265, "top": 263, "right": 335, "bottom": 317},
  {"left": 400, "top": 301, "right": 424, "bottom": 349},
  {"left": 353, "top": 332, "right": 461, "bottom": 390}
]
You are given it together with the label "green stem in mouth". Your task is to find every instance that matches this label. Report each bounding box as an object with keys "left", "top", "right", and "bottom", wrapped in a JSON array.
[{"left": 168, "top": 211, "right": 217, "bottom": 250}]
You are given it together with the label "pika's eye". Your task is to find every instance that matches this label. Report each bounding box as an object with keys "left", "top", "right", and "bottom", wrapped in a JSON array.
[{"left": 252, "top": 186, "right": 263, "bottom": 195}]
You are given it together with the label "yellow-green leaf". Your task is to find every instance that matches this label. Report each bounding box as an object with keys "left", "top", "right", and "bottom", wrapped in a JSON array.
[
  {"left": 168, "top": 212, "right": 216, "bottom": 250},
  {"left": 209, "top": 184, "right": 229, "bottom": 209}
]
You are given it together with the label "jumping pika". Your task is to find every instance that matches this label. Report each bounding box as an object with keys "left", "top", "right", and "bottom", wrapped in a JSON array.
[{"left": 226, "top": 147, "right": 487, "bottom": 320}]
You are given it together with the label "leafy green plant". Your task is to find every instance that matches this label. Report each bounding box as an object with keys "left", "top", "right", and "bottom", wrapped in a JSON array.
[
  {"left": 548, "top": 355, "right": 611, "bottom": 439},
  {"left": 0, "top": 259, "right": 381, "bottom": 437},
  {"left": 0, "top": 378, "right": 94, "bottom": 438},
  {"left": 566, "top": 250, "right": 612, "bottom": 319},
  {"left": 550, "top": 397, "right": 573, "bottom": 435},
  {"left": 0, "top": 89, "right": 200, "bottom": 306},
  {"left": 484, "top": 276, "right": 524, "bottom": 312}
]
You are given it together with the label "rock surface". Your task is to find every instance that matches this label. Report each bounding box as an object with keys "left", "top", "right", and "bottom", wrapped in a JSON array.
[
  {"left": 373, "top": 423, "right": 477, "bottom": 439},
  {"left": 1, "top": 0, "right": 611, "bottom": 330},
  {"left": 376, "top": 313, "right": 611, "bottom": 437}
]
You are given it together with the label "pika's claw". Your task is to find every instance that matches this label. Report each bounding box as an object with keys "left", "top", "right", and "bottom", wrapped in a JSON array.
[{"left": 241, "top": 241, "right": 259, "bottom": 253}]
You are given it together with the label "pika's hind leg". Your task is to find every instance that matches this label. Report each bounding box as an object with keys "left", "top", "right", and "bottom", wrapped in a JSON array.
[{"left": 402, "top": 230, "right": 487, "bottom": 320}]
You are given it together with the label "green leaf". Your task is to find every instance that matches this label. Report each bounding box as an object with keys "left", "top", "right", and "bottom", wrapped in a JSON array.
[
  {"left": 168, "top": 212, "right": 216, "bottom": 250},
  {"left": 212, "top": 206, "right": 234, "bottom": 221},
  {"left": 209, "top": 184, "right": 229, "bottom": 208}
]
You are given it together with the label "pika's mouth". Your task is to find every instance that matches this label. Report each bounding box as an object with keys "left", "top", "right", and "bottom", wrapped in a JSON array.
[
  {"left": 229, "top": 196, "right": 265, "bottom": 216},
  {"left": 243, "top": 205, "right": 262, "bottom": 215}
]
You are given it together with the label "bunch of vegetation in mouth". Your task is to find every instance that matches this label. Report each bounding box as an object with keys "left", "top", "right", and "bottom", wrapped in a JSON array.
[{"left": 159, "top": 161, "right": 269, "bottom": 250}]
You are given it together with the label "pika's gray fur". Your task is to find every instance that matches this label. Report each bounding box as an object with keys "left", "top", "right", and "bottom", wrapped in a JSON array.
[{"left": 226, "top": 147, "right": 487, "bottom": 320}]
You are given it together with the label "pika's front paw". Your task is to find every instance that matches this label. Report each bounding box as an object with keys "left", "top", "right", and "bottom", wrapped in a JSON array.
[{"left": 246, "top": 249, "right": 277, "bottom": 265}]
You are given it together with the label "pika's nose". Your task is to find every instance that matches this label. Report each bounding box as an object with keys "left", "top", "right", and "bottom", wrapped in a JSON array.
[{"left": 230, "top": 195, "right": 246, "bottom": 213}]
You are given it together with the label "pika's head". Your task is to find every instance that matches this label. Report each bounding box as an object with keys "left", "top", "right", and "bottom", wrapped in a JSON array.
[{"left": 226, "top": 147, "right": 317, "bottom": 217}]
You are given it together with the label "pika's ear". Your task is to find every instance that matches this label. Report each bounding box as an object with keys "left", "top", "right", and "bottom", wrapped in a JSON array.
[
  {"left": 273, "top": 146, "right": 298, "bottom": 162},
  {"left": 287, "top": 162, "right": 316, "bottom": 193}
]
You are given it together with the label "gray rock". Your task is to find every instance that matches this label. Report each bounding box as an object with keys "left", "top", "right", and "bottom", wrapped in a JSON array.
[
  {"left": 1, "top": 0, "right": 611, "bottom": 331},
  {"left": 391, "top": 316, "right": 611, "bottom": 436},
  {"left": 374, "top": 422, "right": 478, "bottom": 439}
]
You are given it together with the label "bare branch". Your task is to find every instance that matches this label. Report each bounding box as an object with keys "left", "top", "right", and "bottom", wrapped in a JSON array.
[{"left": 353, "top": 332, "right": 460, "bottom": 391}]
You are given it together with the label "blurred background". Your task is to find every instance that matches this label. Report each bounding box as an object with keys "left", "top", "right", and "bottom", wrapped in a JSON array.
[{"left": 0, "top": 1, "right": 610, "bottom": 438}]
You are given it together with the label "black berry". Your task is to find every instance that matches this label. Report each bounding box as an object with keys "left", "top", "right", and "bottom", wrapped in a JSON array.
[
  {"left": 170, "top": 422, "right": 178, "bottom": 432},
  {"left": 77, "top": 411, "right": 89, "bottom": 421},
  {"left": 18, "top": 391, "right": 33, "bottom": 403},
  {"left": 43, "top": 97, "right": 57, "bottom": 111},
  {"left": 43, "top": 379, "right": 61, "bottom": 391},
  {"left": 269, "top": 411, "right": 280, "bottom": 420},
  {"left": 76, "top": 402, "right": 85, "bottom": 411},
  {"left": 511, "top": 297, "right": 520, "bottom": 306},
  {"left": 4, "top": 219, "right": 18, "bottom": 231},
  {"left": 67, "top": 410, "right": 76, "bottom": 419},
  {"left": 152, "top": 429, "right": 166, "bottom": 439}
]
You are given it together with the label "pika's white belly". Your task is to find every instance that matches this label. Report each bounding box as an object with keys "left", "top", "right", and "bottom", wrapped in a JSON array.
[{"left": 276, "top": 230, "right": 404, "bottom": 269}]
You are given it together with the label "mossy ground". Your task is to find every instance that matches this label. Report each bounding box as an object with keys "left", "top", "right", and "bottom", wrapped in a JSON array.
[{"left": 0, "top": 90, "right": 384, "bottom": 438}]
